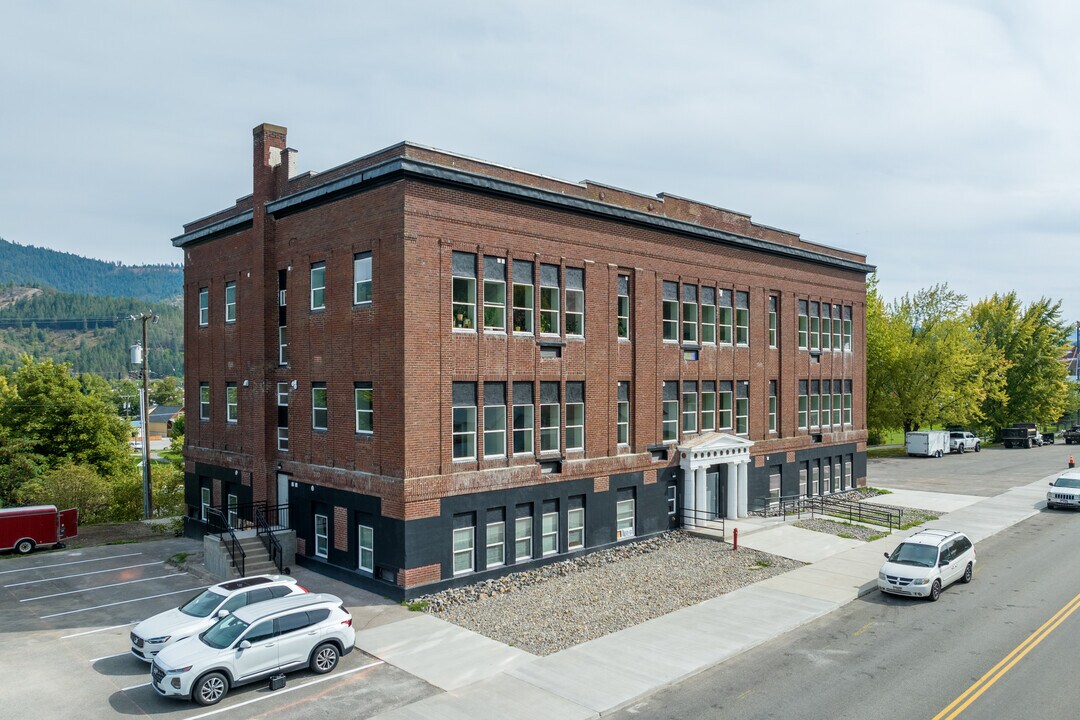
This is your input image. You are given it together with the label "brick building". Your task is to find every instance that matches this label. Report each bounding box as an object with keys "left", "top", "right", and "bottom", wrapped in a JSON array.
[{"left": 175, "top": 123, "right": 874, "bottom": 599}]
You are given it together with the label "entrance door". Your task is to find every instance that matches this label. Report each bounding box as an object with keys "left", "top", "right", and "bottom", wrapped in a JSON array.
[
  {"left": 277, "top": 473, "right": 290, "bottom": 528},
  {"left": 705, "top": 469, "right": 721, "bottom": 519}
]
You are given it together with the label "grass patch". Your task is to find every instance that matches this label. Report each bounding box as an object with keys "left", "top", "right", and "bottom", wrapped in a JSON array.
[
  {"left": 865, "top": 487, "right": 893, "bottom": 495},
  {"left": 168, "top": 552, "right": 189, "bottom": 566},
  {"left": 753, "top": 559, "right": 772, "bottom": 569},
  {"left": 900, "top": 515, "right": 938, "bottom": 530},
  {"left": 104, "top": 539, "right": 139, "bottom": 546},
  {"left": 837, "top": 533, "right": 855, "bottom": 539},
  {"left": 867, "top": 446, "right": 909, "bottom": 459},
  {"left": 402, "top": 600, "right": 429, "bottom": 612},
  {"left": 867, "top": 533, "right": 888, "bottom": 542}
]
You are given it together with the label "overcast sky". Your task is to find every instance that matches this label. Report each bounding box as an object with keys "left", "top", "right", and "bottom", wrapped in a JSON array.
[{"left": 3, "top": 1, "right": 1078, "bottom": 322}]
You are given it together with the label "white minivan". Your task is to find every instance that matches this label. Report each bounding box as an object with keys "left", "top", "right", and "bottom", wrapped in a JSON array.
[
  {"left": 878, "top": 529, "right": 976, "bottom": 601},
  {"left": 150, "top": 593, "right": 354, "bottom": 705}
]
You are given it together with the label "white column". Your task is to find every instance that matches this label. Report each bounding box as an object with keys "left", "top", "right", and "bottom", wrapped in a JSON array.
[
  {"left": 695, "top": 466, "right": 707, "bottom": 525},
  {"left": 682, "top": 466, "right": 695, "bottom": 527},
  {"left": 737, "top": 460, "right": 749, "bottom": 517},
  {"left": 726, "top": 462, "right": 738, "bottom": 520}
]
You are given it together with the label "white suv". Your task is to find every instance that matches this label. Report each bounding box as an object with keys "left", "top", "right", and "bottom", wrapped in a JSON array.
[
  {"left": 131, "top": 575, "right": 305, "bottom": 662},
  {"left": 1047, "top": 471, "right": 1080, "bottom": 509},
  {"left": 150, "top": 593, "right": 354, "bottom": 705},
  {"left": 878, "top": 529, "right": 976, "bottom": 601}
]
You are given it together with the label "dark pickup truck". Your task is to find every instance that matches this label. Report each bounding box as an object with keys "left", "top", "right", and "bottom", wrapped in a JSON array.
[
  {"left": 1001, "top": 423, "right": 1042, "bottom": 449},
  {"left": 1065, "top": 426, "right": 1080, "bottom": 445}
]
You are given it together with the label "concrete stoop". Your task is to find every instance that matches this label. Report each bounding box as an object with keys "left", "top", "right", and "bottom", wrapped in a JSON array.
[{"left": 203, "top": 528, "right": 297, "bottom": 580}]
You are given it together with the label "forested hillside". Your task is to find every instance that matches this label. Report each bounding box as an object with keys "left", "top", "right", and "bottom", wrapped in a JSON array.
[
  {"left": 0, "top": 237, "right": 182, "bottom": 302},
  {"left": 0, "top": 289, "right": 183, "bottom": 376}
]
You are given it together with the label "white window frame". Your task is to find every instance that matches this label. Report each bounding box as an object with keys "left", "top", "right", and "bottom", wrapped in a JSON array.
[
  {"left": 539, "top": 272, "right": 560, "bottom": 335},
  {"left": 484, "top": 403, "right": 506, "bottom": 457},
  {"left": 666, "top": 484, "right": 677, "bottom": 516},
  {"left": 682, "top": 386, "right": 697, "bottom": 434},
  {"left": 718, "top": 294, "right": 733, "bottom": 345},
  {"left": 278, "top": 325, "right": 288, "bottom": 365},
  {"left": 486, "top": 521, "right": 505, "bottom": 567},
  {"left": 662, "top": 395, "right": 678, "bottom": 442},
  {"left": 616, "top": 499, "right": 635, "bottom": 538},
  {"left": 515, "top": 515, "right": 532, "bottom": 561},
  {"left": 200, "top": 486, "right": 210, "bottom": 522},
  {"left": 513, "top": 403, "right": 534, "bottom": 455},
  {"left": 312, "top": 385, "right": 328, "bottom": 431},
  {"left": 616, "top": 382, "right": 630, "bottom": 446},
  {"left": 314, "top": 514, "right": 329, "bottom": 558},
  {"left": 567, "top": 507, "right": 584, "bottom": 550},
  {"left": 513, "top": 278, "right": 534, "bottom": 334},
  {"left": 358, "top": 524, "right": 374, "bottom": 573},
  {"left": 736, "top": 395, "right": 748, "bottom": 435},
  {"left": 565, "top": 284, "right": 584, "bottom": 337},
  {"left": 539, "top": 402, "right": 560, "bottom": 454},
  {"left": 798, "top": 385, "right": 809, "bottom": 430},
  {"left": 453, "top": 276, "right": 476, "bottom": 331},
  {"left": 682, "top": 288, "right": 698, "bottom": 344},
  {"left": 821, "top": 309, "right": 831, "bottom": 351},
  {"left": 843, "top": 307, "right": 853, "bottom": 352},
  {"left": 701, "top": 388, "right": 716, "bottom": 432},
  {"left": 719, "top": 388, "right": 732, "bottom": 430},
  {"left": 768, "top": 384, "right": 777, "bottom": 434},
  {"left": 227, "top": 494, "right": 238, "bottom": 528},
  {"left": 833, "top": 387, "right": 842, "bottom": 426},
  {"left": 277, "top": 426, "right": 289, "bottom": 452},
  {"left": 565, "top": 400, "right": 584, "bottom": 452},
  {"left": 484, "top": 275, "right": 507, "bottom": 333},
  {"left": 769, "top": 296, "right": 778, "bottom": 348},
  {"left": 354, "top": 252, "right": 372, "bottom": 305},
  {"left": 662, "top": 286, "right": 678, "bottom": 342},
  {"left": 224, "top": 281, "right": 237, "bottom": 323},
  {"left": 810, "top": 302, "right": 820, "bottom": 351},
  {"left": 735, "top": 292, "right": 749, "bottom": 346},
  {"left": 453, "top": 526, "right": 474, "bottom": 574},
  {"left": 701, "top": 299, "right": 716, "bottom": 344},
  {"left": 198, "top": 287, "right": 209, "bottom": 326},
  {"left": 832, "top": 305, "right": 842, "bottom": 351},
  {"left": 355, "top": 383, "right": 373, "bottom": 434},
  {"left": 453, "top": 405, "right": 477, "bottom": 460},
  {"left": 226, "top": 384, "right": 238, "bottom": 424},
  {"left": 310, "top": 262, "right": 326, "bottom": 310},
  {"left": 200, "top": 383, "right": 210, "bottom": 421},
  {"left": 810, "top": 391, "right": 820, "bottom": 429},
  {"left": 277, "top": 382, "right": 290, "bottom": 407},
  {"left": 541, "top": 511, "right": 559, "bottom": 555},
  {"left": 798, "top": 301, "right": 809, "bottom": 349},
  {"left": 821, "top": 391, "right": 832, "bottom": 429},
  {"left": 617, "top": 276, "right": 630, "bottom": 340}
]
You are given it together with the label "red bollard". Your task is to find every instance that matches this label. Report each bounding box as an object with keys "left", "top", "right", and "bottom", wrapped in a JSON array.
[{"left": 733, "top": 527, "right": 738, "bottom": 551}]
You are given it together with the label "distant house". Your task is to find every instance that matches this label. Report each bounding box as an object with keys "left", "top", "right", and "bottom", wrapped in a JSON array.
[{"left": 148, "top": 405, "right": 184, "bottom": 437}]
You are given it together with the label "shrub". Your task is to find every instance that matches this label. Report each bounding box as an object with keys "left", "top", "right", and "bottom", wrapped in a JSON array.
[{"left": 17, "top": 461, "right": 113, "bottom": 524}]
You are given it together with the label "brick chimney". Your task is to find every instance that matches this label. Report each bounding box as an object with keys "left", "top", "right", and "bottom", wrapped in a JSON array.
[{"left": 253, "top": 123, "right": 287, "bottom": 203}]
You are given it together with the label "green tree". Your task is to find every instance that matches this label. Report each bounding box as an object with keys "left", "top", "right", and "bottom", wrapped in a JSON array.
[
  {"left": 17, "top": 461, "right": 113, "bottom": 524},
  {"left": 150, "top": 376, "right": 183, "bottom": 406}
]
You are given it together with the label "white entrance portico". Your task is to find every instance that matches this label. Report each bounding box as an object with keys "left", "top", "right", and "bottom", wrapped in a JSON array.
[{"left": 677, "top": 433, "right": 754, "bottom": 526}]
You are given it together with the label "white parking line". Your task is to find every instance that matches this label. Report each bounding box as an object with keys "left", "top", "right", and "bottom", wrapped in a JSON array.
[
  {"left": 176, "top": 661, "right": 385, "bottom": 720},
  {"left": 41, "top": 586, "right": 208, "bottom": 619},
  {"left": 91, "top": 651, "right": 133, "bottom": 663},
  {"left": 0, "top": 552, "right": 143, "bottom": 575},
  {"left": 61, "top": 622, "right": 137, "bottom": 639},
  {"left": 21, "top": 573, "right": 187, "bottom": 602},
  {"left": 123, "top": 681, "right": 151, "bottom": 692},
  {"left": 5, "top": 561, "right": 165, "bottom": 587}
]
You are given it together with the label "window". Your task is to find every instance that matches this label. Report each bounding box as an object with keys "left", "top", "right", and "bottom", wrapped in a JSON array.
[
  {"left": 539, "top": 264, "right": 560, "bottom": 335},
  {"left": 810, "top": 380, "right": 820, "bottom": 429},
  {"left": 355, "top": 382, "right": 373, "bottom": 434},
  {"left": 844, "top": 380, "right": 853, "bottom": 425},
  {"left": 567, "top": 504, "right": 584, "bottom": 550},
  {"left": 821, "top": 381, "right": 831, "bottom": 428},
  {"left": 736, "top": 382, "right": 749, "bottom": 435},
  {"left": 226, "top": 383, "right": 238, "bottom": 423},
  {"left": 845, "top": 454, "right": 853, "bottom": 488},
  {"left": 735, "top": 291, "right": 749, "bottom": 346},
  {"left": 701, "top": 381, "right": 716, "bottom": 432},
  {"left": 809, "top": 301, "right": 820, "bottom": 351},
  {"left": 769, "top": 380, "right": 777, "bottom": 434},
  {"left": 227, "top": 494, "right": 238, "bottom": 528},
  {"left": 719, "top": 381, "right": 733, "bottom": 430},
  {"left": 200, "top": 383, "right": 210, "bottom": 420},
  {"left": 701, "top": 287, "right": 716, "bottom": 344},
  {"left": 823, "top": 460, "right": 832, "bottom": 493},
  {"left": 812, "top": 461, "right": 820, "bottom": 495},
  {"left": 486, "top": 519, "right": 505, "bottom": 567},
  {"left": 666, "top": 483, "right": 677, "bottom": 517},
  {"left": 833, "top": 381, "right": 842, "bottom": 426},
  {"left": 314, "top": 514, "right": 328, "bottom": 558},
  {"left": 539, "top": 382, "right": 560, "bottom": 453},
  {"left": 541, "top": 509, "right": 559, "bottom": 555},
  {"left": 662, "top": 381, "right": 679, "bottom": 442},
  {"left": 617, "top": 275, "right": 630, "bottom": 339},
  {"left": 832, "top": 304, "right": 842, "bottom": 351},
  {"left": 662, "top": 281, "right": 679, "bottom": 341},
  {"left": 277, "top": 427, "right": 289, "bottom": 452},
  {"left": 682, "top": 284, "right": 698, "bottom": 343},
  {"left": 512, "top": 260, "right": 534, "bottom": 333},
  {"left": 453, "top": 525, "right": 474, "bottom": 574},
  {"left": 565, "top": 268, "right": 584, "bottom": 337},
  {"left": 277, "top": 382, "right": 289, "bottom": 451},
  {"left": 565, "top": 382, "right": 584, "bottom": 451},
  {"left": 798, "top": 300, "right": 808, "bottom": 349},
  {"left": 310, "top": 262, "right": 326, "bottom": 310},
  {"left": 452, "top": 251, "right": 476, "bottom": 330},
  {"left": 843, "top": 306, "right": 853, "bottom": 352},
  {"left": 800, "top": 461, "right": 809, "bottom": 496},
  {"left": 224, "top": 281, "right": 237, "bottom": 323},
  {"left": 768, "top": 296, "right": 778, "bottom": 348},
  {"left": 200, "top": 486, "right": 210, "bottom": 522},
  {"left": 483, "top": 383, "right": 506, "bottom": 457},
  {"left": 617, "top": 382, "right": 630, "bottom": 446},
  {"left": 278, "top": 326, "right": 288, "bottom": 365},
  {"left": 798, "top": 380, "right": 808, "bottom": 429},
  {"left": 718, "top": 290, "right": 733, "bottom": 344},
  {"left": 821, "top": 303, "right": 831, "bottom": 351},
  {"left": 278, "top": 268, "right": 287, "bottom": 308},
  {"left": 682, "top": 381, "right": 698, "bottom": 434},
  {"left": 354, "top": 252, "right": 372, "bottom": 304},
  {"left": 515, "top": 507, "right": 532, "bottom": 561},
  {"left": 616, "top": 497, "right": 635, "bottom": 538},
  {"left": 512, "top": 382, "right": 534, "bottom": 455},
  {"left": 276, "top": 382, "right": 288, "bottom": 406},
  {"left": 452, "top": 382, "right": 477, "bottom": 460},
  {"left": 483, "top": 256, "right": 506, "bottom": 332},
  {"left": 307, "top": 383, "right": 327, "bottom": 430},
  {"left": 198, "top": 287, "right": 209, "bottom": 326}
]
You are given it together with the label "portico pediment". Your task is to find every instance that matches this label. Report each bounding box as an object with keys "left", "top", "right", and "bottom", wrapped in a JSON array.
[{"left": 677, "top": 432, "right": 754, "bottom": 470}]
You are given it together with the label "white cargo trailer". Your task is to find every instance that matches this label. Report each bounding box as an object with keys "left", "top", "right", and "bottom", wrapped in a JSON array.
[{"left": 906, "top": 430, "right": 950, "bottom": 458}]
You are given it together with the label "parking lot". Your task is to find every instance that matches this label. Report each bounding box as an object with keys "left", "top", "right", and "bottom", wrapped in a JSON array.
[{"left": 0, "top": 538, "right": 437, "bottom": 720}]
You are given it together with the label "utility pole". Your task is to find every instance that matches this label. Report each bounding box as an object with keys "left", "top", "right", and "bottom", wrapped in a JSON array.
[{"left": 132, "top": 312, "right": 158, "bottom": 519}]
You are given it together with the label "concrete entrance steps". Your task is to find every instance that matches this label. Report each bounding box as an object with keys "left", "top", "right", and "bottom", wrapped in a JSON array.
[{"left": 232, "top": 535, "right": 277, "bottom": 577}]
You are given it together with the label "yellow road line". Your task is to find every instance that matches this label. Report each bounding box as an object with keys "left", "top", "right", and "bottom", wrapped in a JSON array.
[{"left": 931, "top": 591, "right": 1080, "bottom": 720}]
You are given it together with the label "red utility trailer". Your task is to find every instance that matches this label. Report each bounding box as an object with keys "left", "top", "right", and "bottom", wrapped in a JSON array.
[{"left": 0, "top": 505, "right": 79, "bottom": 554}]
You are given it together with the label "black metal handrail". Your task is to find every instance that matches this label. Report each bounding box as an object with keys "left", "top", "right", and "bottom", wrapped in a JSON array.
[
  {"left": 205, "top": 507, "right": 246, "bottom": 577},
  {"left": 678, "top": 507, "right": 725, "bottom": 538},
  {"left": 773, "top": 493, "right": 902, "bottom": 531},
  {"left": 255, "top": 506, "right": 288, "bottom": 575}
]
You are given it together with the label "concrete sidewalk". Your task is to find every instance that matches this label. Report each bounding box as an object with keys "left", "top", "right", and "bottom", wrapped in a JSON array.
[{"left": 357, "top": 474, "right": 1055, "bottom": 720}]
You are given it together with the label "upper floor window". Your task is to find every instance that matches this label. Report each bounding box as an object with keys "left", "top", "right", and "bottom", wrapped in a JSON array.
[
  {"left": 224, "top": 281, "right": 237, "bottom": 323},
  {"left": 452, "top": 382, "right": 477, "bottom": 459},
  {"left": 452, "top": 251, "right": 476, "bottom": 330},
  {"left": 809, "top": 301, "right": 820, "bottom": 351},
  {"left": 718, "top": 290, "right": 733, "bottom": 345},
  {"left": 278, "top": 326, "right": 288, "bottom": 366},
  {"left": 513, "top": 382, "right": 534, "bottom": 455},
  {"left": 539, "top": 381, "right": 561, "bottom": 453},
  {"left": 701, "top": 381, "right": 716, "bottom": 432},
  {"left": 768, "top": 380, "right": 777, "bottom": 433},
  {"left": 682, "top": 285, "right": 698, "bottom": 343},
  {"left": 277, "top": 382, "right": 290, "bottom": 406},
  {"left": 768, "top": 296, "right": 778, "bottom": 348},
  {"left": 701, "top": 287, "right": 716, "bottom": 344},
  {"left": 616, "top": 275, "right": 630, "bottom": 340},
  {"left": 810, "top": 379, "right": 821, "bottom": 428},
  {"left": 354, "top": 252, "right": 372, "bottom": 304},
  {"left": 821, "top": 302, "right": 831, "bottom": 351},
  {"left": 798, "top": 380, "right": 809, "bottom": 429},
  {"left": 617, "top": 381, "right": 630, "bottom": 446},
  {"left": 662, "top": 381, "right": 678, "bottom": 442},
  {"left": 198, "top": 287, "right": 209, "bottom": 326},
  {"left": 821, "top": 380, "right": 832, "bottom": 428},
  {"left": 565, "top": 268, "right": 584, "bottom": 337},
  {"left": 512, "top": 260, "right": 534, "bottom": 334},
  {"left": 719, "top": 381, "right": 733, "bottom": 430},
  {"left": 832, "top": 304, "right": 842, "bottom": 351},
  {"left": 682, "top": 381, "right": 698, "bottom": 433},
  {"left": 662, "top": 281, "right": 679, "bottom": 342},
  {"left": 735, "top": 291, "right": 750, "bottom": 346},
  {"left": 483, "top": 256, "right": 507, "bottom": 333},
  {"left": 539, "top": 264, "right": 560, "bottom": 335},
  {"left": 832, "top": 379, "right": 842, "bottom": 426},
  {"left": 798, "top": 300, "right": 809, "bottom": 349},
  {"left": 199, "top": 382, "right": 210, "bottom": 420},
  {"left": 483, "top": 382, "right": 506, "bottom": 457},
  {"left": 226, "top": 383, "right": 238, "bottom": 423},
  {"left": 844, "top": 379, "right": 853, "bottom": 424},
  {"left": 843, "top": 306, "right": 853, "bottom": 351},
  {"left": 565, "top": 381, "right": 584, "bottom": 451},
  {"left": 735, "top": 381, "right": 749, "bottom": 435},
  {"left": 312, "top": 383, "right": 328, "bottom": 431},
  {"left": 355, "top": 382, "right": 373, "bottom": 434},
  {"left": 310, "top": 262, "right": 326, "bottom": 310}
]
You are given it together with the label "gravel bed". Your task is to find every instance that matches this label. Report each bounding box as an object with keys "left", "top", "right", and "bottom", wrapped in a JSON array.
[
  {"left": 792, "top": 518, "right": 887, "bottom": 541},
  {"left": 418, "top": 531, "right": 802, "bottom": 656}
]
